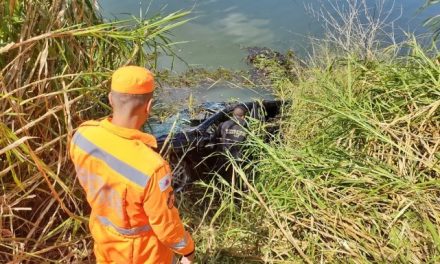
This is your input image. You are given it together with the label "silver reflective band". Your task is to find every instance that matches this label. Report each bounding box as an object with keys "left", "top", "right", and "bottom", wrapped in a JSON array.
[
  {"left": 75, "top": 167, "right": 124, "bottom": 218},
  {"left": 73, "top": 132, "right": 150, "bottom": 187},
  {"left": 171, "top": 233, "right": 188, "bottom": 250},
  {"left": 97, "top": 216, "right": 151, "bottom": 236}
]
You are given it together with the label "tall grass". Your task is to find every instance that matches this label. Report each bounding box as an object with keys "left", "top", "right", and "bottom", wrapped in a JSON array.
[
  {"left": 188, "top": 39, "right": 440, "bottom": 263},
  {"left": 1, "top": 0, "right": 439, "bottom": 263},
  {"left": 306, "top": 0, "right": 402, "bottom": 60},
  {"left": 0, "top": 1, "right": 189, "bottom": 262},
  {"left": 185, "top": 4, "right": 440, "bottom": 264}
]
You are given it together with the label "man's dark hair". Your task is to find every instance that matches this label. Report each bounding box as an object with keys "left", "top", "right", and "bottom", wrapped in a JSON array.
[
  {"left": 235, "top": 105, "right": 247, "bottom": 112},
  {"left": 233, "top": 105, "right": 247, "bottom": 119}
]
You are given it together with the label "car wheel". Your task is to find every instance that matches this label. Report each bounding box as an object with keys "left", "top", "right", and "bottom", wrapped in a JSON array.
[{"left": 170, "top": 157, "right": 191, "bottom": 193}]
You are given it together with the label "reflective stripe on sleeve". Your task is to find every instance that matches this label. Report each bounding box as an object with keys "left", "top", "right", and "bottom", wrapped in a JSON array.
[
  {"left": 72, "top": 132, "right": 149, "bottom": 188},
  {"left": 170, "top": 232, "right": 189, "bottom": 250},
  {"left": 97, "top": 216, "right": 151, "bottom": 236}
]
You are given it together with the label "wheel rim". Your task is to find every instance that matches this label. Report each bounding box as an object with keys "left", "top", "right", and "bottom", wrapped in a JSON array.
[{"left": 172, "top": 161, "right": 190, "bottom": 192}]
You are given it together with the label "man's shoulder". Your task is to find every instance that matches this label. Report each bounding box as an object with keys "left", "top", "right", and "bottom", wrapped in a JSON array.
[
  {"left": 72, "top": 120, "right": 106, "bottom": 145},
  {"left": 80, "top": 120, "right": 100, "bottom": 127},
  {"left": 73, "top": 120, "right": 100, "bottom": 129},
  {"left": 131, "top": 144, "right": 169, "bottom": 184},
  {"left": 71, "top": 120, "right": 101, "bottom": 141},
  {"left": 223, "top": 119, "right": 235, "bottom": 126},
  {"left": 71, "top": 121, "right": 167, "bottom": 185},
  {"left": 74, "top": 120, "right": 101, "bottom": 133},
  {"left": 220, "top": 120, "right": 234, "bottom": 130},
  {"left": 142, "top": 144, "right": 166, "bottom": 165}
]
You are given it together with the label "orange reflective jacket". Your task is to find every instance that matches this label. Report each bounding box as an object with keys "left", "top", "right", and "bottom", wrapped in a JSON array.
[{"left": 69, "top": 118, "right": 194, "bottom": 264}]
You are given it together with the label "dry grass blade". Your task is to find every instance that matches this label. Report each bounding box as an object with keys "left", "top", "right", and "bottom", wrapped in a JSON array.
[{"left": 0, "top": 136, "right": 35, "bottom": 155}]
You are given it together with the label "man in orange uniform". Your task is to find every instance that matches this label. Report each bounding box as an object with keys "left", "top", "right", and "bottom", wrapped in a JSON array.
[{"left": 70, "top": 66, "right": 195, "bottom": 264}]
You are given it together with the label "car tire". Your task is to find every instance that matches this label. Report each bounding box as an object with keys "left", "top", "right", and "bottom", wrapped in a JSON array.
[{"left": 169, "top": 154, "right": 192, "bottom": 193}]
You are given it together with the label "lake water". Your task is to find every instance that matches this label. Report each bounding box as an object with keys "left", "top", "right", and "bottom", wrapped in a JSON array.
[
  {"left": 100, "top": 0, "right": 439, "bottom": 135},
  {"left": 100, "top": 0, "right": 440, "bottom": 72}
]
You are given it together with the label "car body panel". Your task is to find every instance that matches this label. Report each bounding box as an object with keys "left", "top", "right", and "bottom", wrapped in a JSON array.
[{"left": 146, "top": 100, "right": 284, "bottom": 190}]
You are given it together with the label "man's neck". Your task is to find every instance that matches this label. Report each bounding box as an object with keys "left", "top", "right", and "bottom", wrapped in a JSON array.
[{"left": 111, "top": 115, "right": 142, "bottom": 130}]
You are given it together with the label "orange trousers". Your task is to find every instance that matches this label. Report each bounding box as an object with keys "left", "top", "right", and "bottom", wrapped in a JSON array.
[{"left": 91, "top": 219, "right": 176, "bottom": 264}]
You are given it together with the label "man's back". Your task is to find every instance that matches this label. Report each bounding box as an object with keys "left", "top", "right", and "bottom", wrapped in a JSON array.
[
  {"left": 70, "top": 118, "right": 194, "bottom": 263},
  {"left": 219, "top": 119, "right": 247, "bottom": 158}
]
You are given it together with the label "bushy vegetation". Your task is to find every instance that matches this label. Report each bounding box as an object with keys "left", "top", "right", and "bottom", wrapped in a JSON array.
[
  {"left": 1, "top": 0, "right": 439, "bottom": 263},
  {"left": 0, "top": 0, "right": 188, "bottom": 262},
  {"left": 189, "top": 39, "right": 440, "bottom": 263},
  {"left": 187, "top": 2, "right": 440, "bottom": 262}
]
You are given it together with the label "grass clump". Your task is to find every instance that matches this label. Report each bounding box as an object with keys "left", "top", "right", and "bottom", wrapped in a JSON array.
[
  {"left": 1, "top": 0, "right": 439, "bottom": 263},
  {"left": 0, "top": 1, "right": 189, "bottom": 262},
  {"left": 189, "top": 41, "right": 440, "bottom": 263}
]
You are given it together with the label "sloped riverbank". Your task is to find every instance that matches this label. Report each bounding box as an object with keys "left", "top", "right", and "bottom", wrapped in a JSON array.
[
  {"left": 183, "top": 40, "right": 440, "bottom": 263},
  {"left": 1, "top": 1, "right": 440, "bottom": 263}
]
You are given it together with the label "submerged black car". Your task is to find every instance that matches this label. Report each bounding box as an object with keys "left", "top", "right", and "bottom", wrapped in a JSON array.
[{"left": 146, "top": 100, "right": 284, "bottom": 191}]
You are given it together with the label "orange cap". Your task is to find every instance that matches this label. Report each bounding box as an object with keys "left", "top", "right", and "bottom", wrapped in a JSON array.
[{"left": 111, "top": 66, "right": 155, "bottom": 94}]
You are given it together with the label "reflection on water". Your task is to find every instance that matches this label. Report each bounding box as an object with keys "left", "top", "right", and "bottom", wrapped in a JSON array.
[
  {"left": 218, "top": 13, "right": 274, "bottom": 44},
  {"left": 100, "top": 0, "right": 440, "bottom": 72}
]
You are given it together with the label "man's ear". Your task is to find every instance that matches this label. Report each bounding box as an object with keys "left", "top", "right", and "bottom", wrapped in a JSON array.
[
  {"left": 108, "top": 92, "right": 114, "bottom": 107},
  {"left": 146, "top": 98, "right": 153, "bottom": 114}
]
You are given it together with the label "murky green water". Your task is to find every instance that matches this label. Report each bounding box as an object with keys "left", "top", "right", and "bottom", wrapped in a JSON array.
[
  {"left": 101, "top": 0, "right": 439, "bottom": 72},
  {"left": 100, "top": 1, "right": 440, "bottom": 135}
]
